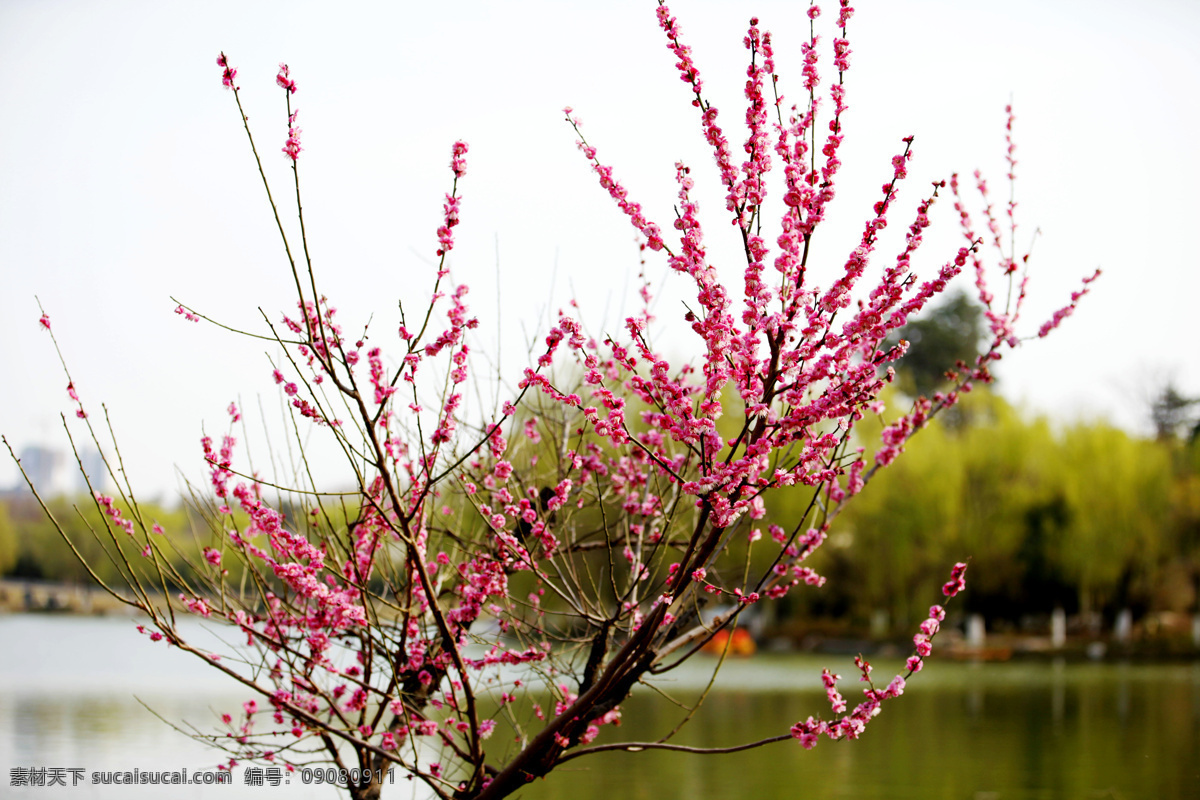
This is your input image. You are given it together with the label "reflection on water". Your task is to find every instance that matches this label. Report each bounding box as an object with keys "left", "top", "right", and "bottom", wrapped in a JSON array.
[
  {"left": 2, "top": 616, "right": 340, "bottom": 799},
  {"left": 2, "top": 616, "right": 1198, "bottom": 799},
  {"left": 529, "top": 658, "right": 1200, "bottom": 800}
]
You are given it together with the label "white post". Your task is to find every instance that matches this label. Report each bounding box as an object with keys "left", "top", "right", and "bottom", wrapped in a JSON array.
[
  {"left": 967, "top": 613, "right": 985, "bottom": 647},
  {"left": 870, "top": 609, "right": 889, "bottom": 637},
  {"left": 1114, "top": 608, "right": 1132, "bottom": 644},
  {"left": 1051, "top": 607, "right": 1066, "bottom": 649}
]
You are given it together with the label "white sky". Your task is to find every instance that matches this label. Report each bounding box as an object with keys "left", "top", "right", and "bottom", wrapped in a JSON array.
[{"left": 3, "top": 0, "right": 1198, "bottom": 501}]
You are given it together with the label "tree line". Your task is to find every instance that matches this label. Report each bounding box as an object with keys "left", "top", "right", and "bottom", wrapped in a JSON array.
[{"left": 7, "top": 378, "right": 1197, "bottom": 638}]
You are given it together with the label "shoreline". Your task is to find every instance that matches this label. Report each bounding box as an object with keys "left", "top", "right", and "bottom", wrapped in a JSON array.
[{"left": 5, "top": 577, "right": 1198, "bottom": 662}]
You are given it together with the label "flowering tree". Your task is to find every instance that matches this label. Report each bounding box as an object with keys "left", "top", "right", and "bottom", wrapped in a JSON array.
[{"left": 8, "top": 2, "right": 1097, "bottom": 799}]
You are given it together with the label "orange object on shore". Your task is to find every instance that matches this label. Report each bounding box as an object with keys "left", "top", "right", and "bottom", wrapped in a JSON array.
[{"left": 701, "top": 627, "right": 757, "bottom": 656}]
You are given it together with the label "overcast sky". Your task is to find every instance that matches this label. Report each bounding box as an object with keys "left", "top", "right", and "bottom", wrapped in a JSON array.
[{"left": 3, "top": 0, "right": 1198, "bottom": 501}]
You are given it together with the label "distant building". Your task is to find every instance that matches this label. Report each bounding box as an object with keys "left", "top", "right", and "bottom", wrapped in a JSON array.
[
  {"left": 9, "top": 445, "right": 108, "bottom": 498},
  {"left": 76, "top": 448, "right": 109, "bottom": 495},
  {"left": 17, "top": 445, "right": 69, "bottom": 497}
]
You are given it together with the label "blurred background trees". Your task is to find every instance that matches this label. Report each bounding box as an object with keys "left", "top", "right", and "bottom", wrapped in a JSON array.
[
  {"left": 7, "top": 292, "right": 1197, "bottom": 642},
  {"left": 760, "top": 292, "right": 1200, "bottom": 636}
]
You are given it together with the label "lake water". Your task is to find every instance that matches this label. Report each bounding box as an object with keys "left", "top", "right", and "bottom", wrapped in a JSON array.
[{"left": 2, "top": 615, "right": 1198, "bottom": 799}]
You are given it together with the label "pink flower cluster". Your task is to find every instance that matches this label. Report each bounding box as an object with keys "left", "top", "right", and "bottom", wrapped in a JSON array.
[
  {"left": 942, "top": 561, "right": 968, "bottom": 598},
  {"left": 908, "top": 594, "right": 954, "bottom": 673},
  {"left": 367, "top": 347, "right": 396, "bottom": 406},
  {"left": 445, "top": 555, "right": 508, "bottom": 628},
  {"left": 450, "top": 140, "right": 468, "bottom": 179},
  {"left": 791, "top": 655, "right": 904, "bottom": 749},
  {"left": 64, "top": 381, "right": 86, "bottom": 419},
  {"left": 792, "top": 573, "right": 959, "bottom": 750},
  {"left": 1037, "top": 269, "right": 1101, "bottom": 339},
  {"left": 275, "top": 63, "right": 297, "bottom": 94},
  {"left": 95, "top": 492, "right": 135, "bottom": 538},
  {"left": 230, "top": 479, "right": 366, "bottom": 632},
  {"left": 283, "top": 111, "right": 302, "bottom": 161},
  {"left": 180, "top": 82, "right": 544, "bottom": 766},
  {"left": 525, "top": 6, "right": 1002, "bottom": 601},
  {"left": 943, "top": 103, "right": 1098, "bottom": 389},
  {"left": 216, "top": 53, "right": 237, "bottom": 90}
]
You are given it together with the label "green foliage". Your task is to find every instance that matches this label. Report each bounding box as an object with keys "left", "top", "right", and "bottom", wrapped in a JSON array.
[
  {"left": 12, "top": 392, "right": 1200, "bottom": 626},
  {"left": 0, "top": 501, "right": 17, "bottom": 576},
  {"left": 1056, "top": 421, "right": 1172, "bottom": 612},
  {"left": 1150, "top": 383, "right": 1200, "bottom": 442},
  {"left": 3, "top": 494, "right": 204, "bottom": 588},
  {"left": 764, "top": 388, "right": 1196, "bottom": 631},
  {"left": 892, "top": 289, "right": 985, "bottom": 398}
]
